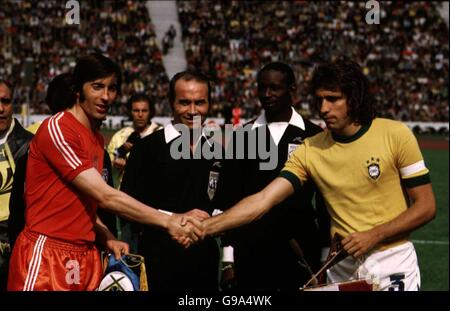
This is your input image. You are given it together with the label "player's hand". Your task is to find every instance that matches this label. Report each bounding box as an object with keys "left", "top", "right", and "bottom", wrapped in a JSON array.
[
  {"left": 106, "top": 239, "right": 130, "bottom": 259},
  {"left": 121, "top": 142, "right": 134, "bottom": 153},
  {"left": 112, "top": 158, "right": 127, "bottom": 170},
  {"left": 168, "top": 214, "right": 205, "bottom": 248},
  {"left": 341, "top": 230, "right": 379, "bottom": 258}
]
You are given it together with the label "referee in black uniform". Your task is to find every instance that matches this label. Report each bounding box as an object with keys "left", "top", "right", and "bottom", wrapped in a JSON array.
[
  {"left": 221, "top": 62, "right": 330, "bottom": 291},
  {"left": 120, "top": 70, "right": 231, "bottom": 291}
]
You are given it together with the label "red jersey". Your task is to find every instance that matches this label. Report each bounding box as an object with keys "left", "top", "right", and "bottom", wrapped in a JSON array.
[{"left": 24, "top": 111, "right": 104, "bottom": 244}]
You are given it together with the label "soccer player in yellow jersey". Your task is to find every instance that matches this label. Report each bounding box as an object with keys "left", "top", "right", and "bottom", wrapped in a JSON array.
[{"left": 199, "top": 59, "right": 436, "bottom": 291}]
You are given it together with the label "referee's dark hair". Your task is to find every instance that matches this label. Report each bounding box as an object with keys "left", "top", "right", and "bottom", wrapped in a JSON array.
[
  {"left": 71, "top": 53, "right": 122, "bottom": 105},
  {"left": 257, "top": 61, "right": 296, "bottom": 88},
  {"left": 310, "top": 58, "right": 375, "bottom": 125},
  {"left": 127, "top": 93, "right": 155, "bottom": 120},
  {"left": 168, "top": 70, "right": 211, "bottom": 107}
]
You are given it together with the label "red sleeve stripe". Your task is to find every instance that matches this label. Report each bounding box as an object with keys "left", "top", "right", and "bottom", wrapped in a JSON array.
[
  {"left": 23, "top": 235, "right": 47, "bottom": 291},
  {"left": 48, "top": 113, "right": 82, "bottom": 170}
]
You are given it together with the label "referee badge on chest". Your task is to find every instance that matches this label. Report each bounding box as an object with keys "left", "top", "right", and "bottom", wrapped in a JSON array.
[{"left": 207, "top": 171, "right": 220, "bottom": 200}]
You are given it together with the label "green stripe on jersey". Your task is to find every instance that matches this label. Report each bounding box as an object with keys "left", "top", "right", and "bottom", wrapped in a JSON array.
[{"left": 279, "top": 171, "right": 302, "bottom": 193}]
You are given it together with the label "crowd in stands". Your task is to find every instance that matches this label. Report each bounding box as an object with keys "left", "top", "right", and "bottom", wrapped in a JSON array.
[
  {"left": 0, "top": 0, "right": 170, "bottom": 116},
  {"left": 178, "top": 1, "right": 448, "bottom": 122},
  {"left": 0, "top": 1, "right": 448, "bottom": 122}
]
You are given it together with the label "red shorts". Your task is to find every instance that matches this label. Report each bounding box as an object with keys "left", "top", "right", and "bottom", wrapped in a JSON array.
[{"left": 8, "top": 229, "right": 102, "bottom": 291}]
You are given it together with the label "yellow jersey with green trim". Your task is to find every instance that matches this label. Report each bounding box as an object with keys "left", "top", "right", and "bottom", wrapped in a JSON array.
[{"left": 280, "top": 118, "right": 429, "bottom": 248}]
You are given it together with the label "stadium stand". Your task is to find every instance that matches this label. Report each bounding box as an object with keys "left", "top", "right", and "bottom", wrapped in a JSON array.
[
  {"left": 177, "top": 1, "right": 448, "bottom": 122},
  {"left": 0, "top": 1, "right": 448, "bottom": 125},
  {"left": 0, "top": 0, "right": 170, "bottom": 116}
]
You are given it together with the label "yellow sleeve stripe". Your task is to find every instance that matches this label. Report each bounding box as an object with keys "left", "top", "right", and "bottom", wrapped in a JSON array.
[
  {"left": 402, "top": 173, "right": 431, "bottom": 188},
  {"left": 400, "top": 160, "right": 426, "bottom": 178},
  {"left": 279, "top": 170, "right": 302, "bottom": 193}
]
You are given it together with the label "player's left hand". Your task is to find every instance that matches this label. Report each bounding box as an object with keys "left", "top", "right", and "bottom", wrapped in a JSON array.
[
  {"left": 106, "top": 239, "right": 130, "bottom": 259},
  {"left": 341, "top": 230, "right": 379, "bottom": 258},
  {"left": 121, "top": 142, "right": 133, "bottom": 153}
]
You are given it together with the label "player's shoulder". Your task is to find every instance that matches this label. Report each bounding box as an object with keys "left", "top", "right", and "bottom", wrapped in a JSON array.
[
  {"left": 130, "top": 129, "right": 164, "bottom": 159},
  {"left": 373, "top": 118, "right": 411, "bottom": 135},
  {"left": 139, "top": 126, "right": 165, "bottom": 146},
  {"left": 38, "top": 112, "right": 71, "bottom": 135},
  {"left": 112, "top": 126, "right": 134, "bottom": 138},
  {"left": 374, "top": 117, "right": 403, "bottom": 127},
  {"left": 34, "top": 112, "right": 80, "bottom": 148},
  {"left": 305, "top": 128, "right": 328, "bottom": 143}
]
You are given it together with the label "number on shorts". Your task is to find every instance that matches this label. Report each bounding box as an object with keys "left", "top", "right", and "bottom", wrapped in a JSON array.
[{"left": 388, "top": 273, "right": 405, "bottom": 291}]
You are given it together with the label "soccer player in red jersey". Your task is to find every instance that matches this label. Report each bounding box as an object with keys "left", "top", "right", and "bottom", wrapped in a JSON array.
[{"left": 7, "top": 54, "right": 202, "bottom": 291}]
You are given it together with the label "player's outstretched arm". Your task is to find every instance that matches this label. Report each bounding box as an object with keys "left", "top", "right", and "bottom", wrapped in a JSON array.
[
  {"left": 201, "top": 177, "right": 294, "bottom": 236},
  {"left": 72, "top": 168, "right": 204, "bottom": 246}
]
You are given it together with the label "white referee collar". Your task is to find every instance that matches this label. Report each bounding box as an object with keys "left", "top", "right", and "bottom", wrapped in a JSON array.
[
  {"left": 164, "top": 122, "right": 212, "bottom": 147},
  {"left": 251, "top": 107, "right": 305, "bottom": 145}
]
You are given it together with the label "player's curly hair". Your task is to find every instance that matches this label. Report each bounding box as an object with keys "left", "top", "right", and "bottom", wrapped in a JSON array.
[{"left": 310, "top": 58, "right": 375, "bottom": 125}]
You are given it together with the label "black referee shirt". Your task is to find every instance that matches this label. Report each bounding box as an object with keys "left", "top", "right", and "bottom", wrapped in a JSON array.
[
  {"left": 224, "top": 119, "right": 330, "bottom": 291},
  {"left": 121, "top": 127, "right": 230, "bottom": 291}
]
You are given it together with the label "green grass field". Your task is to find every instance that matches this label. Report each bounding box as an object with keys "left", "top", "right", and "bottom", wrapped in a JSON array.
[{"left": 412, "top": 148, "right": 449, "bottom": 291}]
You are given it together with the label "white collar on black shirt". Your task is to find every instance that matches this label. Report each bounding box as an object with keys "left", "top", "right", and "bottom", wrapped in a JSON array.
[
  {"left": 0, "top": 118, "right": 15, "bottom": 145},
  {"left": 164, "top": 122, "right": 212, "bottom": 147},
  {"left": 251, "top": 107, "right": 305, "bottom": 145}
]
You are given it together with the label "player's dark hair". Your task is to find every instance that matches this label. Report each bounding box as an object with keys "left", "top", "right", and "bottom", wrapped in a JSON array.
[
  {"left": 46, "top": 73, "right": 76, "bottom": 114},
  {"left": 168, "top": 70, "right": 211, "bottom": 106},
  {"left": 71, "top": 53, "right": 121, "bottom": 104},
  {"left": 127, "top": 93, "right": 155, "bottom": 119},
  {"left": 257, "top": 61, "right": 296, "bottom": 87},
  {"left": 310, "top": 58, "right": 375, "bottom": 125}
]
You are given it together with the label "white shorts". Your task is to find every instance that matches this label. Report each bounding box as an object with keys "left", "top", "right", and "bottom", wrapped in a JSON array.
[{"left": 327, "top": 241, "right": 420, "bottom": 291}]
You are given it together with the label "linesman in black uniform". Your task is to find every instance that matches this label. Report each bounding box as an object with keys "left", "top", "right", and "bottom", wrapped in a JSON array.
[
  {"left": 120, "top": 70, "right": 230, "bottom": 291},
  {"left": 221, "top": 62, "right": 330, "bottom": 291}
]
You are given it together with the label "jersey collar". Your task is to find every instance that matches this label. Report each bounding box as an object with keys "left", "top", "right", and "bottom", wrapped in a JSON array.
[
  {"left": 0, "top": 118, "right": 15, "bottom": 145},
  {"left": 331, "top": 121, "right": 372, "bottom": 143},
  {"left": 164, "top": 122, "right": 212, "bottom": 147},
  {"left": 252, "top": 107, "right": 305, "bottom": 130},
  {"left": 251, "top": 107, "right": 305, "bottom": 145}
]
